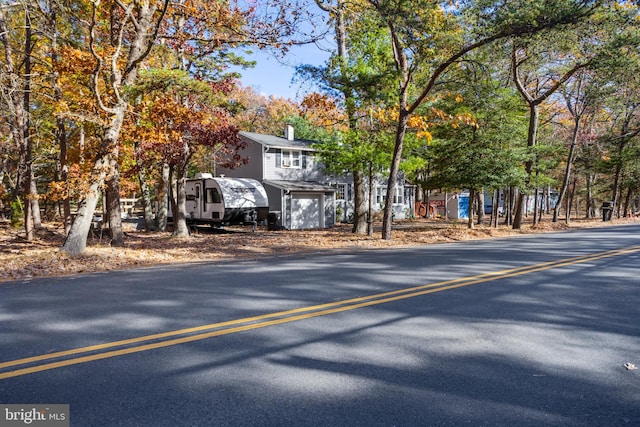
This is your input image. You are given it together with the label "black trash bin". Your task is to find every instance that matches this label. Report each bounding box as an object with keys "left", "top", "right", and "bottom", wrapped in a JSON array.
[
  {"left": 602, "top": 201, "right": 614, "bottom": 222},
  {"left": 267, "top": 211, "right": 282, "bottom": 231}
]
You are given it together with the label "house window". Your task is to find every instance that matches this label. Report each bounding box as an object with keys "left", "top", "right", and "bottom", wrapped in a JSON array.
[
  {"left": 335, "top": 183, "right": 347, "bottom": 201},
  {"left": 376, "top": 186, "right": 404, "bottom": 205},
  {"left": 281, "top": 150, "right": 301, "bottom": 168}
]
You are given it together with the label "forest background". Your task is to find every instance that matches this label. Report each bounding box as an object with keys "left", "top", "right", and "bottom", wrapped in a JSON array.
[{"left": 1, "top": 0, "right": 640, "bottom": 265}]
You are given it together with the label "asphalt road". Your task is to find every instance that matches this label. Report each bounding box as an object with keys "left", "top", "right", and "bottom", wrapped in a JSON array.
[{"left": 1, "top": 224, "right": 639, "bottom": 426}]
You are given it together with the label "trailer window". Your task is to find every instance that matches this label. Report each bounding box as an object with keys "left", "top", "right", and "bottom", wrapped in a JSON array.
[{"left": 206, "top": 188, "right": 222, "bottom": 203}]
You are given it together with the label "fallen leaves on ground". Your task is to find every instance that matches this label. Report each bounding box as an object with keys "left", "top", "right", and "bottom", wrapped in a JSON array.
[{"left": 0, "top": 217, "right": 636, "bottom": 283}]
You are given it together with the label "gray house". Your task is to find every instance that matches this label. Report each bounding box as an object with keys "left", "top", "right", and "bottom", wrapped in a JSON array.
[{"left": 216, "top": 125, "right": 415, "bottom": 229}]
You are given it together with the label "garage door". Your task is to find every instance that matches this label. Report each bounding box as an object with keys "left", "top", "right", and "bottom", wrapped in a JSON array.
[{"left": 291, "top": 193, "right": 321, "bottom": 229}]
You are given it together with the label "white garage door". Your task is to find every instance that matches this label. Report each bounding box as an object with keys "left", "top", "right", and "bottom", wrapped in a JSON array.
[{"left": 291, "top": 193, "right": 321, "bottom": 229}]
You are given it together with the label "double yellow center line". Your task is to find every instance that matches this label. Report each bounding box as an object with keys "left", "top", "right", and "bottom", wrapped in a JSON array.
[{"left": 2, "top": 245, "right": 639, "bottom": 380}]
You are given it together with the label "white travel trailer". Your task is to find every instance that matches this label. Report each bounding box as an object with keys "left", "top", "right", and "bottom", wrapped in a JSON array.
[{"left": 183, "top": 173, "right": 269, "bottom": 227}]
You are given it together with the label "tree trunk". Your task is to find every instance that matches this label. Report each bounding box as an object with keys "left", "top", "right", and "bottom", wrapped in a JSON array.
[
  {"left": 554, "top": 121, "right": 580, "bottom": 223},
  {"left": 367, "top": 163, "right": 374, "bottom": 236},
  {"left": 568, "top": 176, "right": 577, "bottom": 221},
  {"left": 106, "top": 162, "right": 124, "bottom": 247},
  {"left": 61, "top": 155, "right": 110, "bottom": 255},
  {"left": 382, "top": 111, "right": 409, "bottom": 240},
  {"left": 467, "top": 188, "right": 475, "bottom": 229},
  {"left": 138, "top": 165, "right": 156, "bottom": 231},
  {"left": 172, "top": 168, "right": 190, "bottom": 237},
  {"left": 513, "top": 104, "right": 539, "bottom": 229},
  {"left": 476, "top": 190, "right": 484, "bottom": 226},
  {"left": 532, "top": 187, "right": 540, "bottom": 226},
  {"left": 0, "top": 5, "right": 34, "bottom": 240},
  {"left": 23, "top": 175, "right": 34, "bottom": 241},
  {"left": 157, "top": 163, "right": 170, "bottom": 231},
  {"left": 61, "top": 107, "right": 126, "bottom": 255},
  {"left": 492, "top": 189, "right": 499, "bottom": 228},
  {"left": 0, "top": 154, "right": 7, "bottom": 220},
  {"left": 352, "top": 169, "right": 367, "bottom": 234},
  {"left": 502, "top": 187, "right": 510, "bottom": 226},
  {"left": 29, "top": 175, "right": 41, "bottom": 228},
  {"left": 315, "top": 0, "right": 367, "bottom": 235},
  {"left": 623, "top": 186, "right": 632, "bottom": 218},
  {"left": 612, "top": 166, "right": 622, "bottom": 218},
  {"left": 57, "top": 114, "right": 72, "bottom": 233},
  {"left": 50, "top": 2, "right": 72, "bottom": 234}
]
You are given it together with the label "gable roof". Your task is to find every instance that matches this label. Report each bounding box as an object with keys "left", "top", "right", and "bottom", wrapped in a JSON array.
[{"left": 239, "top": 131, "right": 317, "bottom": 151}]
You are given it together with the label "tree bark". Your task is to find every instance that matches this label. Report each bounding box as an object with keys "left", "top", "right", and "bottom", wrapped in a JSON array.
[
  {"left": 62, "top": 108, "right": 126, "bottom": 254},
  {"left": 172, "top": 167, "right": 190, "bottom": 237},
  {"left": 555, "top": 123, "right": 579, "bottom": 223},
  {"left": 554, "top": 75, "right": 585, "bottom": 223},
  {"left": 352, "top": 169, "right": 367, "bottom": 234},
  {"left": 467, "top": 188, "right": 475, "bottom": 230},
  {"left": 61, "top": 155, "right": 110, "bottom": 254},
  {"left": 585, "top": 172, "right": 595, "bottom": 218},
  {"left": 137, "top": 165, "right": 156, "bottom": 231},
  {"left": 367, "top": 164, "right": 374, "bottom": 236},
  {"left": 382, "top": 110, "right": 408, "bottom": 239},
  {"left": 512, "top": 105, "right": 539, "bottom": 229},
  {"left": 29, "top": 175, "right": 41, "bottom": 228},
  {"left": 476, "top": 190, "right": 484, "bottom": 226},
  {"left": 157, "top": 163, "right": 170, "bottom": 231},
  {"left": 106, "top": 162, "right": 125, "bottom": 247}
]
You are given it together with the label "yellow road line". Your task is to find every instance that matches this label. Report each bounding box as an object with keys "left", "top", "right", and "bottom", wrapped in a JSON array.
[{"left": 1, "top": 245, "right": 638, "bottom": 380}]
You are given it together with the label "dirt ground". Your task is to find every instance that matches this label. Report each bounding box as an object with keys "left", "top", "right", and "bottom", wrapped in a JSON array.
[{"left": 1, "top": 216, "right": 636, "bottom": 283}]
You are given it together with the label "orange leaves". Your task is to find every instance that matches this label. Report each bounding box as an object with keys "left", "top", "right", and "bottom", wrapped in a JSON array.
[
  {"left": 45, "top": 163, "right": 96, "bottom": 203},
  {"left": 228, "top": 85, "right": 301, "bottom": 135},
  {"left": 56, "top": 46, "right": 95, "bottom": 75},
  {"left": 46, "top": 181, "right": 67, "bottom": 202},
  {"left": 301, "top": 93, "right": 348, "bottom": 131}
]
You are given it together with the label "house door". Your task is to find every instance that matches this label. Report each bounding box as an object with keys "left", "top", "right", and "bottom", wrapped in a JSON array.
[{"left": 290, "top": 193, "right": 322, "bottom": 229}]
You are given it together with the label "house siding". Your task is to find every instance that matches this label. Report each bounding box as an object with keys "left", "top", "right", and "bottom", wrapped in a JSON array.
[
  {"left": 217, "top": 138, "right": 263, "bottom": 180},
  {"left": 263, "top": 149, "right": 324, "bottom": 181}
]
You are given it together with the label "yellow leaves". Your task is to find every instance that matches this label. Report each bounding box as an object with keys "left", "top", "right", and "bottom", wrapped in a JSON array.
[
  {"left": 416, "top": 130, "right": 433, "bottom": 143},
  {"left": 53, "top": 100, "right": 70, "bottom": 115},
  {"left": 370, "top": 106, "right": 399, "bottom": 125},
  {"left": 408, "top": 115, "right": 430, "bottom": 130},
  {"left": 369, "top": 103, "right": 477, "bottom": 142}
]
